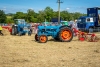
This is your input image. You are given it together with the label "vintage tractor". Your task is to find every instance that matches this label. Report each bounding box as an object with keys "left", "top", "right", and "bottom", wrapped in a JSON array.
[
  {"left": 11, "top": 19, "right": 31, "bottom": 36},
  {"left": 35, "top": 23, "right": 73, "bottom": 43}
]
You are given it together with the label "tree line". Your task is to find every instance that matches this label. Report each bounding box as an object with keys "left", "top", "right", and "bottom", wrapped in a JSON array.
[{"left": 0, "top": 6, "right": 86, "bottom": 23}]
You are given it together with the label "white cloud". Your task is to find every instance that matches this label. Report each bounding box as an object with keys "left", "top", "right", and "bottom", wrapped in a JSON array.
[{"left": 66, "top": 8, "right": 70, "bottom": 10}]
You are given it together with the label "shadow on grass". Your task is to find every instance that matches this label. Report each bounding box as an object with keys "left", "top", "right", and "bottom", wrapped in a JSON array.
[{"left": 32, "top": 38, "right": 77, "bottom": 43}]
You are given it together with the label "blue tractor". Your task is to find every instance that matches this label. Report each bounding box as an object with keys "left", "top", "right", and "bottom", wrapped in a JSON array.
[
  {"left": 35, "top": 23, "right": 73, "bottom": 43},
  {"left": 11, "top": 19, "right": 31, "bottom": 36}
]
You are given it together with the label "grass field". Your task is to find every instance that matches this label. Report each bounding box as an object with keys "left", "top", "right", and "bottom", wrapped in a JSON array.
[
  {"left": 0, "top": 33, "right": 100, "bottom": 67},
  {"left": 6, "top": 16, "right": 12, "bottom": 19}
]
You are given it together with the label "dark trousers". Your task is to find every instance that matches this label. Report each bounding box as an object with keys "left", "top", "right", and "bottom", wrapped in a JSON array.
[{"left": 0, "top": 30, "right": 3, "bottom": 35}]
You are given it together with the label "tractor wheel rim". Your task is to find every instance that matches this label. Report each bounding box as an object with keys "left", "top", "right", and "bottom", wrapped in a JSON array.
[
  {"left": 61, "top": 29, "right": 72, "bottom": 40},
  {"left": 40, "top": 36, "right": 46, "bottom": 42}
]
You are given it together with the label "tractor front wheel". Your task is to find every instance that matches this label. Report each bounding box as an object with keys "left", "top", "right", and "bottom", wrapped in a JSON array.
[
  {"left": 59, "top": 27, "right": 73, "bottom": 42},
  {"left": 39, "top": 35, "right": 48, "bottom": 43}
]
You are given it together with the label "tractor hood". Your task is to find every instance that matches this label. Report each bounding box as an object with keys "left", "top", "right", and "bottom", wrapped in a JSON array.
[{"left": 38, "top": 25, "right": 61, "bottom": 31}]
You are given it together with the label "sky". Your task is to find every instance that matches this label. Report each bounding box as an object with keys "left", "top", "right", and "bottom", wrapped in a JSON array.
[{"left": 0, "top": 0, "right": 100, "bottom": 14}]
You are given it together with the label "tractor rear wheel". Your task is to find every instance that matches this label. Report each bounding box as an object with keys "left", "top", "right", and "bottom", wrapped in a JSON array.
[
  {"left": 11, "top": 25, "right": 17, "bottom": 35},
  {"left": 11, "top": 26, "right": 15, "bottom": 35},
  {"left": 39, "top": 35, "right": 48, "bottom": 43},
  {"left": 35, "top": 34, "right": 38, "bottom": 41},
  {"left": 59, "top": 27, "right": 73, "bottom": 42}
]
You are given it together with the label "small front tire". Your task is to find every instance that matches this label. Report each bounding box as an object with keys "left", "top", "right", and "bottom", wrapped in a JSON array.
[{"left": 39, "top": 35, "right": 48, "bottom": 43}]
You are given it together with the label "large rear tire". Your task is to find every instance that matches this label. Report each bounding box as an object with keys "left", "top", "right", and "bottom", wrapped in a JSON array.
[
  {"left": 11, "top": 25, "right": 17, "bottom": 35},
  {"left": 59, "top": 27, "right": 73, "bottom": 42},
  {"left": 11, "top": 25, "right": 14, "bottom": 35}
]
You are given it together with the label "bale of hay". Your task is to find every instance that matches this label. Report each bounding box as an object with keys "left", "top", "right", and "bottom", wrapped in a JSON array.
[{"left": 2, "top": 28, "right": 10, "bottom": 35}]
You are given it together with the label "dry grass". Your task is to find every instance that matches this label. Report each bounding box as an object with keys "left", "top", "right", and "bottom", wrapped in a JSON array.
[{"left": 0, "top": 33, "right": 100, "bottom": 67}]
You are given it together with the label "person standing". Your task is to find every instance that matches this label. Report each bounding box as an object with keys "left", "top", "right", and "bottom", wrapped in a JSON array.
[
  {"left": 72, "top": 20, "right": 78, "bottom": 30},
  {"left": 34, "top": 24, "right": 38, "bottom": 34},
  {"left": 72, "top": 20, "right": 78, "bottom": 36},
  {"left": 0, "top": 25, "right": 4, "bottom": 36},
  {"left": 28, "top": 25, "right": 33, "bottom": 36}
]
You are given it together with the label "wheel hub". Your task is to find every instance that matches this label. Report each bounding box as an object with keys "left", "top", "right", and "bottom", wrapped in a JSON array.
[{"left": 61, "top": 30, "right": 70, "bottom": 39}]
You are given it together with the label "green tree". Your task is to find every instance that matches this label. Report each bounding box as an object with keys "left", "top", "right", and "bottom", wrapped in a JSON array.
[
  {"left": 6, "top": 13, "right": 14, "bottom": 17},
  {"left": 11, "top": 6, "right": 87, "bottom": 23},
  {"left": 0, "top": 10, "right": 7, "bottom": 23},
  {"left": 13, "top": 12, "right": 26, "bottom": 19},
  {"left": 37, "top": 10, "right": 46, "bottom": 22},
  {"left": 26, "top": 9, "right": 36, "bottom": 22},
  {"left": 44, "top": 6, "right": 54, "bottom": 22},
  {"left": 6, "top": 18, "right": 14, "bottom": 23},
  {"left": 73, "top": 12, "right": 83, "bottom": 20},
  {"left": 52, "top": 11, "right": 58, "bottom": 18},
  {"left": 61, "top": 10, "right": 70, "bottom": 21}
]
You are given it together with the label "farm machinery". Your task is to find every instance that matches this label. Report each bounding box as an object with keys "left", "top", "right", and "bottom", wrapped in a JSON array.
[
  {"left": 35, "top": 23, "right": 73, "bottom": 43},
  {"left": 2, "top": 25, "right": 12, "bottom": 32},
  {"left": 2, "top": 19, "right": 31, "bottom": 36},
  {"left": 72, "top": 28, "right": 99, "bottom": 42},
  {"left": 11, "top": 19, "right": 31, "bottom": 36}
]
